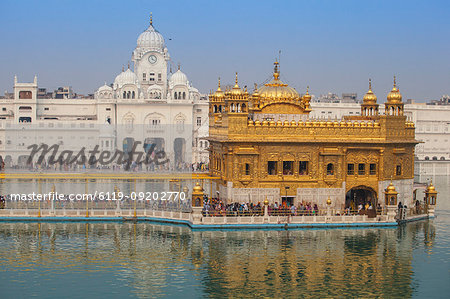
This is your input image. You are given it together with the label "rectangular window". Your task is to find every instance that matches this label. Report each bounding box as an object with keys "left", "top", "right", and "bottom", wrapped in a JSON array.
[
  {"left": 143, "top": 73, "right": 146, "bottom": 81},
  {"left": 347, "top": 163, "right": 354, "bottom": 175},
  {"left": 197, "top": 117, "right": 201, "bottom": 127},
  {"left": 106, "top": 108, "right": 111, "bottom": 111},
  {"left": 158, "top": 73, "right": 162, "bottom": 81},
  {"left": 44, "top": 107, "right": 49, "bottom": 111},
  {"left": 245, "top": 163, "right": 250, "bottom": 175},
  {"left": 396, "top": 165, "right": 402, "bottom": 176},
  {"left": 299, "top": 161, "right": 308, "bottom": 175},
  {"left": 358, "top": 163, "right": 365, "bottom": 175},
  {"left": 283, "top": 161, "right": 293, "bottom": 175},
  {"left": 370, "top": 163, "right": 377, "bottom": 175},
  {"left": 2, "top": 108, "right": 6, "bottom": 111},
  {"left": 268, "top": 161, "right": 277, "bottom": 175},
  {"left": 149, "top": 78, "right": 155, "bottom": 81}
]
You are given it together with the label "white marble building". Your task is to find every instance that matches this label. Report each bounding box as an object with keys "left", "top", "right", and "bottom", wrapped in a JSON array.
[{"left": 0, "top": 17, "right": 209, "bottom": 168}]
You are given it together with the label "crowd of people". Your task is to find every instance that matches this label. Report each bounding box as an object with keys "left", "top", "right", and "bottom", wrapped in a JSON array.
[{"left": 202, "top": 198, "right": 324, "bottom": 217}]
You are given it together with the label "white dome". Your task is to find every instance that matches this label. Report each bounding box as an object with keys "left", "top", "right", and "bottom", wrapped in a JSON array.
[
  {"left": 97, "top": 83, "right": 112, "bottom": 92},
  {"left": 114, "top": 69, "right": 138, "bottom": 89},
  {"left": 170, "top": 69, "right": 188, "bottom": 86},
  {"left": 137, "top": 24, "right": 165, "bottom": 51}
]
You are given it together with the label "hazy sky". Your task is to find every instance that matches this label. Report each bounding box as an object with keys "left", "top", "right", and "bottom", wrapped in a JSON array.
[{"left": 1, "top": 0, "right": 449, "bottom": 102}]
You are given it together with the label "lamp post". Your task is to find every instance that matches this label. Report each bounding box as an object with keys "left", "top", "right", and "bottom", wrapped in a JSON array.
[
  {"left": 384, "top": 181, "right": 398, "bottom": 221},
  {"left": 50, "top": 184, "right": 55, "bottom": 215},
  {"left": 133, "top": 179, "right": 137, "bottom": 218},
  {"left": 38, "top": 178, "right": 41, "bottom": 217},
  {"left": 85, "top": 178, "right": 89, "bottom": 218},
  {"left": 424, "top": 180, "right": 437, "bottom": 217},
  {"left": 326, "top": 196, "right": 332, "bottom": 217}
]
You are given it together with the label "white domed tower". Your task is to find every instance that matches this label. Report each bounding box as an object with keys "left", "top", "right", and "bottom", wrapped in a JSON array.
[
  {"left": 132, "top": 13, "right": 170, "bottom": 94},
  {"left": 168, "top": 65, "right": 190, "bottom": 101}
]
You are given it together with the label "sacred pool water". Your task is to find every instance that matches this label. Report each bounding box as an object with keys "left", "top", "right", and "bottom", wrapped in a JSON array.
[{"left": 0, "top": 177, "right": 449, "bottom": 298}]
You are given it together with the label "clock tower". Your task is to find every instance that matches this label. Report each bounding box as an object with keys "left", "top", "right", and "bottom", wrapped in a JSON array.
[{"left": 132, "top": 14, "right": 170, "bottom": 96}]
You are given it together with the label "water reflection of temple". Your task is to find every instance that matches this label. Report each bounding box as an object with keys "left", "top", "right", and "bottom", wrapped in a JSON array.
[{"left": 0, "top": 222, "right": 436, "bottom": 297}]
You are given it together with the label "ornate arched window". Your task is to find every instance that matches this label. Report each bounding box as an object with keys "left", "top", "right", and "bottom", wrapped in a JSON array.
[
  {"left": 327, "top": 163, "right": 334, "bottom": 175},
  {"left": 183, "top": 92, "right": 186, "bottom": 99}
]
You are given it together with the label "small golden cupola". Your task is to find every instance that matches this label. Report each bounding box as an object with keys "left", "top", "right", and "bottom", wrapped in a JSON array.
[
  {"left": 228, "top": 72, "right": 248, "bottom": 113},
  {"left": 229, "top": 72, "right": 243, "bottom": 96},
  {"left": 214, "top": 77, "right": 224, "bottom": 98},
  {"left": 302, "top": 86, "right": 312, "bottom": 112},
  {"left": 210, "top": 77, "right": 225, "bottom": 114},
  {"left": 361, "top": 79, "right": 379, "bottom": 116},
  {"left": 385, "top": 76, "right": 404, "bottom": 116}
]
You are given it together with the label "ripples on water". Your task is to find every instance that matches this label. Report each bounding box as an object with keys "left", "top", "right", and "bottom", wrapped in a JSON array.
[{"left": 0, "top": 177, "right": 449, "bottom": 298}]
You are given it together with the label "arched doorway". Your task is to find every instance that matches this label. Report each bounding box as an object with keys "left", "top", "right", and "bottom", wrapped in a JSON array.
[
  {"left": 122, "top": 137, "right": 135, "bottom": 167},
  {"left": 144, "top": 137, "right": 165, "bottom": 154},
  {"left": 345, "top": 185, "right": 377, "bottom": 212},
  {"left": 174, "top": 138, "right": 186, "bottom": 165}
]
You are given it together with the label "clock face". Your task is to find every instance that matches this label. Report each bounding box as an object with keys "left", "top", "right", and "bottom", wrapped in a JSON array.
[{"left": 148, "top": 55, "right": 157, "bottom": 64}]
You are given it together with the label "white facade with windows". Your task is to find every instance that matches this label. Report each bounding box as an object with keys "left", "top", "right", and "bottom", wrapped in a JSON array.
[{"left": 0, "top": 17, "right": 209, "bottom": 168}]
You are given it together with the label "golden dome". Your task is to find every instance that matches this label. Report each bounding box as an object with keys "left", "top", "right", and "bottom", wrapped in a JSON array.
[
  {"left": 387, "top": 76, "right": 402, "bottom": 103},
  {"left": 255, "top": 61, "right": 300, "bottom": 99},
  {"left": 214, "top": 77, "right": 224, "bottom": 98},
  {"left": 230, "top": 72, "right": 243, "bottom": 95},
  {"left": 303, "top": 86, "right": 312, "bottom": 101},
  {"left": 193, "top": 182, "right": 203, "bottom": 193},
  {"left": 386, "top": 182, "right": 398, "bottom": 194},
  {"left": 426, "top": 181, "right": 437, "bottom": 193},
  {"left": 363, "top": 79, "right": 377, "bottom": 103}
]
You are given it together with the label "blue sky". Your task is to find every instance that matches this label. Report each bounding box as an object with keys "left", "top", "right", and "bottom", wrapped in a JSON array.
[{"left": 0, "top": 0, "right": 449, "bottom": 101}]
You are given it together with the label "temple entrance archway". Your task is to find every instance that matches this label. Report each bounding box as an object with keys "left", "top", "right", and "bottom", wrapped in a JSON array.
[
  {"left": 345, "top": 186, "right": 377, "bottom": 211},
  {"left": 174, "top": 138, "right": 186, "bottom": 165}
]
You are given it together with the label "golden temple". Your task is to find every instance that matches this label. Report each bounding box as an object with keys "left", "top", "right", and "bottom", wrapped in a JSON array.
[{"left": 208, "top": 61, "right": 417, "bottom": 210}]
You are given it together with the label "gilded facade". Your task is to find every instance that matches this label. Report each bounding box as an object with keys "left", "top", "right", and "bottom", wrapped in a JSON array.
[{"left": 208, "top": 61, "right": 418, "bottom": 210}]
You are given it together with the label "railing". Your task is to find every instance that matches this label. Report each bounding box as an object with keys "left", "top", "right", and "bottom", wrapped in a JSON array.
[
  {"left": 202, "top": 208, "right": 387, "bottom": 217},
  {"left": 0, "top": 198, "right": 192, "bottom": 213}
]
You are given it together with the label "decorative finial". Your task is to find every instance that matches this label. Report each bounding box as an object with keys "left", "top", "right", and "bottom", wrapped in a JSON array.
[
  {"left": 306, "top": 85, "right": 310, "bottom": 94},
  {"left": 122, "top": 65, "right": 124, "bottom": 72},
  {"left": 235, "top": 72, "right": 238, "bottom": 86},
  {"left": 369, "top": 78, "right": 372, "bottom": 90},
  {"left": 218, "top": 77, "right": 221, "bottom": 89},
  {"left": 178, "top": 63, "right": 180, "bottom": 71},
  {"left": 393, "top": 75, "right": 396, "bottom": 88},
  {"left": 127, "top": 62, "right": 130, "bottom": 69},
  {"left": 273, "top": 60, "right": 279, "bottom": 79},
  {"left": 254, "top": 83, "right": 258, "bottom": 91},
  {"left": 150, "top": 12, "right": 153, "bottom": 26}
]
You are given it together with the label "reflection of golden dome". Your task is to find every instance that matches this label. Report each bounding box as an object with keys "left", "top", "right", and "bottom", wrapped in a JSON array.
[
  {"left": 264, "top": 198, "right": 269, "bottom": 205},
  {"left": 387, "top": 76, "right": 402, "bottom": 103},
  {"left": 255, "top": 61, "right": 300, "bottom": 99},
  {"left": 193, "top": 182, "right": 203, "bottom": 193},
  {"left": 363, "top": 79, "right": 377, "bottom": 104}
]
